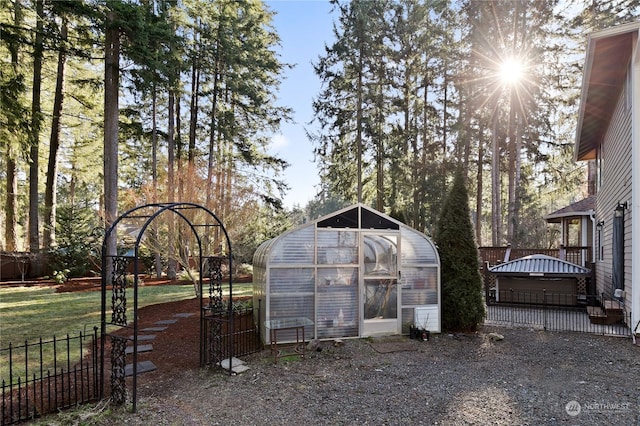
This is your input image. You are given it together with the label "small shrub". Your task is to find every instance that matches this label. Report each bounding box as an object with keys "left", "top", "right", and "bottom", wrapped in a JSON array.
[
  {"left": 48, "top": 203, "right": 101, "bottom": 277},
  {"left": 52, "top": 269, "right": 71, "bottom": 284}
]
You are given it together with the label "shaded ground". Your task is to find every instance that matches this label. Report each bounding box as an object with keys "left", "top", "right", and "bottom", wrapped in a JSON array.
[
  {"left": 44, "top": 319, "right": 640, "bottom": 425},
  {"left": 24, "top": 278, "right": 640, "bottom": 425}
]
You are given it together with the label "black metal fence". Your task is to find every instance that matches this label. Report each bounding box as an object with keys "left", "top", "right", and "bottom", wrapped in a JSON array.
[
  {"left": 485, "top": 290, "right": 631, "bottom": 337},
  {"left": 228, "top": 305, "right": 262, "bottom": 357},
  {"left": 1, "top": 328, "right": 100, "bottom": 425},
  {"left": 202, "top": 304, "right": 262, "bottom": 368}
]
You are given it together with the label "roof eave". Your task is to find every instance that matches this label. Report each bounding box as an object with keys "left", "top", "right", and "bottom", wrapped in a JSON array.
[
  {"left": 574, "top": 23, "right": 640, "bottom": 162},
  {"left": 574, "top": 35, "right": 596, "bottom": 163},
  {"left": 544, "top": 209, "right": 595, "bottom": 222}
]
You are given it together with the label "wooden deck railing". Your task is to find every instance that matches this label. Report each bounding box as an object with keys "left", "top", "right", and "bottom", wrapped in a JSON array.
[{"left": 479, "top": 246, "right": 593, "bottom": 268}]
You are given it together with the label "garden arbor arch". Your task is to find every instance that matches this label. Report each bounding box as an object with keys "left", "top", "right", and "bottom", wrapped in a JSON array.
[{"left": 100, "top": 202, "right": 234, "bottom": 410}]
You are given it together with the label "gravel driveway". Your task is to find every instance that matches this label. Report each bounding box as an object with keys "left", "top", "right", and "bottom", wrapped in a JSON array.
[{"left": 42, "top": 326, "right": 640, "bottom": 425}]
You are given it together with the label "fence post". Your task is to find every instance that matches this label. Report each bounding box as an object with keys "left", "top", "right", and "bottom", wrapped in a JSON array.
[
  {"left": 510, "top": 289, "right": 514, "bottom": 326},
  {"left": 24, "top": 339, "right": 29, "bottom": 415},
  {"left": 93, "top": 326, "right": 99, "bottom": 398},
  {"left": 543, "top": 289, "right": 547, "bottom": 331},
  {"left": 258, "top": 298, "right": 262, "bottom": 344}
]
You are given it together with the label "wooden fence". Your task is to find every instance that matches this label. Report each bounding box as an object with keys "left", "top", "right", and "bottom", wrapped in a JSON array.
[{"left": 479, "top": 246, "right": 592, "bottom": 268}]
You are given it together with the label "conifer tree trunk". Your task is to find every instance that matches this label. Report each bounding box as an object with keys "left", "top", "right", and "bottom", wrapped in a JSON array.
[
  {"left": 5, "top": 155, "right": 17, "bottom": 251},
  {"left": 44, "top": 18, "right": 68, "bottom": 248},
  {"left": 167, "top": 90, "right": 177, "bottom": 280},
  {"left": 476, "top": 131, "right": 484, "bottom": 246},
  {"left": 4, "top": 0, "right": 20, "bottom": 252},
  {"left": 104, "top": 6, "right": 120, "bottom": 264},
  {"left": 491, "top": 112, "right": 502, "bottom": 246},
  {"left": 29, "top": 0, "right": 43, "bottom": 254}
]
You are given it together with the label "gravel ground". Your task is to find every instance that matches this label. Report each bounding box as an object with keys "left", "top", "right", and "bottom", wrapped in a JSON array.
[{"left": 41, "top": 326, "right": 640, "bottom": 425}]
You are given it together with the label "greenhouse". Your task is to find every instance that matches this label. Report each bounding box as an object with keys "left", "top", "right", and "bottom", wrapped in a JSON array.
[{"left": 253, "top": 204, "right": 441, "bottom": 345}]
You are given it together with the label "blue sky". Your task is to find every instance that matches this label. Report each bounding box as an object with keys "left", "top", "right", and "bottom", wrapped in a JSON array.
[{"left": 265, "top": 0, "right": 336, "bottom": 209}]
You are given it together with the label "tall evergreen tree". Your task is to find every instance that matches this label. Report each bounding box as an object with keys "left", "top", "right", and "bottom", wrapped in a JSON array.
[
  {"left": 312, "top": 0, "right": 390, "bottom": 205},
  {"left": 435, "top": 170, "right": 484, "bottom": 331},
  {"left": 43, "top": 7, "right": 69, "bottom": 248},
  {"left": 1, "top": 0, "right": 30, "bottom": 251},
  {"left": 28, "top": 0, "right": 44, "bottom": 254},
  {"left": 103, "top": 1, "right": 121, "bottom": 271}
]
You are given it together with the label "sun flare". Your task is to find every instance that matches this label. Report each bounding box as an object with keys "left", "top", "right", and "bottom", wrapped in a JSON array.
[{"left": 499, "top": 58, "right": 524, "bottom": 85}]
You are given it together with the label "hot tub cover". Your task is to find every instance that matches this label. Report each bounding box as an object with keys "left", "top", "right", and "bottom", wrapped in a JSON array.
[{"left": 488, "top": 254, "right": 591, "bottom": 277}]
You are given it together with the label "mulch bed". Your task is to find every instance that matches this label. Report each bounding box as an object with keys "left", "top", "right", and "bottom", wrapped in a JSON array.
[{"left": 116, "top": 298, "right": 203, "bottom": 383}]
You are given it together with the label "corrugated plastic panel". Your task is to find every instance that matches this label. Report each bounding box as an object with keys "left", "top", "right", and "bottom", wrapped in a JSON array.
[
  {"left": 269, "top": 268, "right": 315, "bottom": 294},
  {"left": 268, "top": 293, "right": 315, "bottom": 342},
  {"left": 317, "top": 230, "right": 358, "bottom": 264},
  {"left": 270, "top": 225, "right": 314, "bottom": 264},
  {"left": 252, "top": 238, "right": 272, "bottom": 269},
  {"left": 400, "top": 227, "right": 438, "bottom": 264},
  {"left": 401, "top": 267, "right": 438, "bottom": 305},
  {"left": 316, "top": 267, "right": 358, "bottom": 338}
]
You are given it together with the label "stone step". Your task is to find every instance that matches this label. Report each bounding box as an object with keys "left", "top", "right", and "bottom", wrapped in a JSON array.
[
  {"left": 129, "top": 334, "right": 156, "bottom": 341},
  {"left": 141, "top": 326, "right": 167, "bottom": 332},
  {"left": 125, "top": 360, "right": 156, "bottom": 376},
  {"left": 126, "top": 344, "right": 153, "bottom": 355},
  {"left": 220, "top": 357, "right": 250, "bottom": 374},
  {"left": 174, "top": 312, "right": 196, "bottom": 318}
]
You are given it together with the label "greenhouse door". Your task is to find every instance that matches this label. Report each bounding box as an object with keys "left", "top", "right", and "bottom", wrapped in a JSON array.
[{"left": 362, "top": 232, "right": 400, "bottom": 336}]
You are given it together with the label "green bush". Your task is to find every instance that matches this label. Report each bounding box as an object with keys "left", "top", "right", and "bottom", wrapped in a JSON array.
[
  {"left": 48, "top": 204, "right": 102, "bottom": 278},
  {"left": 435, "top": 170, "right": 485, "bottom": 331},
  {"left": 52, "top": 269, "right": 70, "bottom": 284}
]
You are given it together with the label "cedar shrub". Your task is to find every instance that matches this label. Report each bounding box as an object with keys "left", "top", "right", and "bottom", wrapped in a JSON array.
[{"left": 435, "top": 170, "right": 485, "bottom": 331}]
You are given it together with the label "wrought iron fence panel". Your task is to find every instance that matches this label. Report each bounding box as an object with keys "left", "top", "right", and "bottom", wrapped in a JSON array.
[
  {"left": 202, "top": 304, "right": 262, "bottom": 367},
  {"left": 485, "top": 290, "right": 631, "bottom": 337},
  {"left": 1, "top": 328, "right": 100, "bottom": 426}
]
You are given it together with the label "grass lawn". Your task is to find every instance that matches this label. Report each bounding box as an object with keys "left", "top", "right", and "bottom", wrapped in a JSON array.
[{"left": 0, "top": 281, "right": 252, "bottom": 381}]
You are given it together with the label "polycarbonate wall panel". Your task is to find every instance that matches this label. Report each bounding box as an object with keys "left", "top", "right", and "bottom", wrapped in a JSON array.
[
  {"left": 401, "top": 308, "right": 414, "bottom": 334},
  {"left": 253, "top": 239, "right": 272, "bottom": 269},
  {"left": 269, "top": 268, "right": 315, "bottom": 294},
  {"left": 317, "top": 230, "right": 358, "bottom": 265},
  {"left": 400, "top": 267, "right": 438, "bottom": 305},
  {"left": 270, "top": 226, "right": 315, "bottom": 264},
  {"left": 268, "top": 294, "right": 315, "bottom": 319},
  {"left": 400, "top": 227, "right": 438, "bottom": 264},
  {"left": 316, "top": 267, "right": 358, "bottom": 338},
  {"left": 252, "top": 264, "right": 267, "bottom": 332},
  {"left": 252, "top": 265, "right": 266, "bottom": 300},
  {"left": 268, "top": 294, "right": 315, "bottom": 342},
  {"left": 264, "top": 267, "right": 315, "bottom": 342}
]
